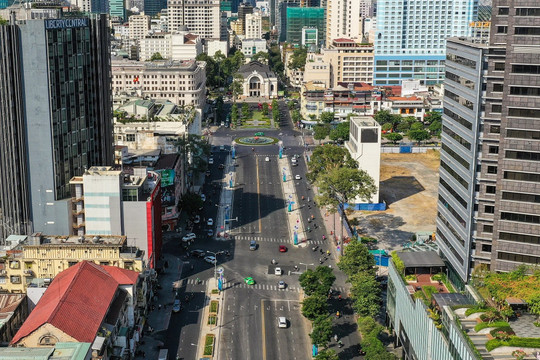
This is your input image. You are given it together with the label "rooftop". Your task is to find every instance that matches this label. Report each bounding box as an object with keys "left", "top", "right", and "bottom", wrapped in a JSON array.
[
  {"left": 26, "top": 234, "right": 127, "bottom": 247},
  {"left": 349, "top": 116, "right": 379, "bottom": 128},
  {"left": 398, "top": 251, "right": 445, "bottom": 268},
  {"left": 111, "top": 59, "right": 200, "bottom": 70}
]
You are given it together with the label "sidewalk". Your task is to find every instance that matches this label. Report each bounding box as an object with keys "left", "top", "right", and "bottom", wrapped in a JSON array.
[
  {"left": 134, "top": 253, "right": 183, "bottom": 359},
  {"left": 277, "top": 155, "right": 307, "bottom": 248}
]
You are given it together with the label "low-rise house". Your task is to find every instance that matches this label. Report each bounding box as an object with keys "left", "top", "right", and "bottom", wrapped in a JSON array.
[
  {"left": 381, "top": 96, "right": 426, "bottom": 120},
  {"left": 11, "top": 261, "right": 141, "bottom": 360},
  {"left": 0, "top": 294, "right": 28, "bottom": 346}
]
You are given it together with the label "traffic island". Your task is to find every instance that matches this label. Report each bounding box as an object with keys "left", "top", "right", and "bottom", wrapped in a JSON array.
[
  {"left": 202, "top": 334, "right": 215, "bottom": 357},
  {"left": 197, "top": 281, "right": 225, "bottom": 359}
]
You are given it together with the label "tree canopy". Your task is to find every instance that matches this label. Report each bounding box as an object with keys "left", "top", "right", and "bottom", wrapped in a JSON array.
[
  {"left": 338, "top": 240, "right": 376, "bottom": 277},
  {"left": 176, "top": 134, "right": 210, "bottom": 175},
  {"left": 315, "top": 167, "right": 377, "bottom": 211},
  {"left": 374, "top": 110, "right": 401, "bottom": 131},
  {"left": 178, "top": 192, "right": 203, "bottom": 213},
  {"left": 384, "top": 132, "right": 403, "bottom": 144},
  {"left": 299, "top": 266, "right": 336, "bottom": 296},
  {"left": 307, "top": 144, "right": 357, "bottom": 183},
  {"left": 350, "top": 272, "right": 381, "bottom": 317},
  {"left": 252, "top": 51, "right": 269, "bottom": 63},
  {"left": 319, "top": 111, "right": 335, "bottom": 124},
  {"left": 313, "top": 124, "right": 331, "bottom": 142},
  {"left": 310, "top": 315, "right": 334, "bottom": 348},
  {"left": 150, "top": 52, "right": 165, "bottom": 61},
  {"left": 196, "top": 50, "right": 245, "bottom": 90},
  {"left": 302, "top": 295, "right": 328, "bottom": 321},
  {"left": 289, "top": 46, "right": 308, "bottom": 70},
  {"left": 408, "top": 129, "right": 431, "bottom": 144},
  {"left": 314, "top": 349, "right": 339, "bottom": 360},
  {"left": 329, "top": 122, "right": 350, "bottom": 143}
]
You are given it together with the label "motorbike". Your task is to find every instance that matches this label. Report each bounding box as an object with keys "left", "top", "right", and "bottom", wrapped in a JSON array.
[{"left": 312, "top": 245, "right": 318, "bottom": 251}]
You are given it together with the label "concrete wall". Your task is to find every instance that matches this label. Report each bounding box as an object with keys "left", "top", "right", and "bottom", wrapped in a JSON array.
[{"left": 123, "top": 202, "right": 149, "bottom": 262}]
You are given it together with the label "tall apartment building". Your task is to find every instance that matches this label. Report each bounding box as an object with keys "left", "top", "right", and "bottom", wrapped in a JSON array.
[
  {"left": 437, "top": 0, "right": 540, "bottom": 285},
  {"left": 0, "top": 15, "right": 113, "bottom": 240},
  {"left": 110, "top": 0, "right": 126, "bottom": 22},
  {"left": 245, "top": 12, "right": 263, "bottom": 39},
  {"left": 373, "top": 0, "right": 476, "bottom": 86},
  {"left": 129, "top": 14, "right": 151, "bottom": 41},
  {"left": 111, "top": 59, "right": 206, "bottom": 107},
  {"left": 144, "top": 0, "right": 168, "bottom": 16},
  {"left": 238, "top": 2, "right": 254, "bottom": 35},
  {"left": 325, "top": 0, "right": 361, "bottom": 46},
  {"left": 322, "top": 38, "right": 374, "bottom": 87},
  {"left": 167, "top": 0, "right": 221, "bottom": 40}
]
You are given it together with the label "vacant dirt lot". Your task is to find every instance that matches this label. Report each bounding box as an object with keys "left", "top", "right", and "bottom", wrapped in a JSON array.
[{"left": 350, "top": 150, "right": 440, "bottom": 251}]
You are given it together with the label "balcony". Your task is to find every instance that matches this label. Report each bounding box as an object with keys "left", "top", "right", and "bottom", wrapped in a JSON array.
[
  {"left": 71, "top": 195, "right": 84, "bottom": 202},
  {"left": 72, "top": 222, "right": 86, "bottom": 229}
]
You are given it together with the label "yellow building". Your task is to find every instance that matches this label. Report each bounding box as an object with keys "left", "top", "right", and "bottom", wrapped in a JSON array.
[{"left": 0, "top": 234, "right": 144, "bottom": 293}]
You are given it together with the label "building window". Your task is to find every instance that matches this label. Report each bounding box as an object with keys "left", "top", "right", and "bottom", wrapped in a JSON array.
[
  {"left": 498, "top": 7, "right": 509, "bottom": 15},
  {"left": 487, "top": 166, "right": 498, "bottom": 174},
  {"left": 516, "top": 8, "right": 540, "bottom": 16},
  {"left": 482, "top": 244, "right": 492, "bottom": 252},
  {"left": 496, "top": 26, "right": 508, "bottom": 33},
  {"left": 489, "top": 125, "right": 501, "bottom": 134},
  {"left": 498, "top": 252, "right": 540, "bottom": 265},
  {"left": 493, "top": 83, "right": 504, "bottom": 92},
  {"left": 515, "top": 27, "right": 540, "bottom": 35},
  {"left": 492, "top": 104, "right": 502, "bottom": 113},
  {"left": 506, "top": 150, "right": 540, "bottom": 161},
  {"left": 486, "top": 186, "right": 496, "bottom": 194},
  {"left": 501, "top": 212, "right": 540, "bottom": 224},
  {"left": 508, "top": 107, "right": 540, "bottom": 118},
  {"left": 512, "top": 64, "right": 540, "bottom": 74},
  {"left": 509, "top": 86, "right": 540, "bottom": 96},
  {"left": 488, "top": 146, "right": 499, "bottom": 154},
  {"left": 502, "top": 191, "right": 540, "bottom": 203},
  {"left": 483, "top": 225, "right": 493, "bottom": 233},
  {"left": 485, "top": 205, "right": 495, "bottom": 214},
  {"left": 504, "top": 171, "right": 540, "bottom": 182},
  {"left": 499, "top": 232, "right": 540, "bottom": 245},
  {"left": 494, "top": 63, "right": 505, "bottom": 71},
  {"left": 440, "top": 160, "right": 469, "bottom": 189}
]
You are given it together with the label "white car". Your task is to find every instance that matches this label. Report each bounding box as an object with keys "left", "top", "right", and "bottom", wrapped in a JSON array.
[
  {"left": 208, "top": 158, "right": 214, "bottom": 165},
  {"left": 182, "top": 233, "right": 196, "bottom": 242},
  {"left": 204, "top": 256, "right": 217, "bottom": 264},
  {"left": 200, "top": 194, "right": 206, "bottom": 202},
  {"left": 278, "top": 281, "right": 286, "bottom": 289},
  {"left": 265, "top": 157, "right": 270, "bottom": 162},
  {"left": 207, "top": 218, "right": 213, "bottom": 226},
  {"left": 274, "top": 267, "right": 282, "bottom": 276},
  {"left": 278, "top": 317, "right": 288, "bottom": 328},
  {"left": 295, "top": 175, "right": 301, "bottom": 180}
]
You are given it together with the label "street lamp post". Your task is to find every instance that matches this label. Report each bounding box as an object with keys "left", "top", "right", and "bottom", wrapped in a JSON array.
[
  {"left": 206, "top": 250, "right": 224, "bottom": 287},
  {"left": 299, "top": 262, "right": 314, "bottom": 272}
]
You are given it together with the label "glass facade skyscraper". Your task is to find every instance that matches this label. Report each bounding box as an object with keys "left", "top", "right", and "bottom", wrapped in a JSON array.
[
  {"left": 373, "top": 0, "right": 477, "bottom": 86},
  {"left": 286, "top": 7, "right": 324, "bottom": 45}
]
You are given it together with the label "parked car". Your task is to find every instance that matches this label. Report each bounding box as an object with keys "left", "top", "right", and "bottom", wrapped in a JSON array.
[
  {"left": 274, "top": 267, "right": 282, "bottom": 276},
  {"left": 182, "top": 233, "right": 196, "bottom": 243},
  {"left": 207, "top": 218, "right": 213, "bottom": 226},
  {"left": 207, "top": 229, "right": 214, "bottom": 237},
  {"left": 191, "top": 249, "right": 206, "bottom": 258},
  {"left": 218, "top": 164, "right": 225, "bottom": 169},
  {"left": 208, "top": 158, "right": 214, "bottom": 165},
  {"left": 204, "top": 256, "right": 217, "bottom": 264}
]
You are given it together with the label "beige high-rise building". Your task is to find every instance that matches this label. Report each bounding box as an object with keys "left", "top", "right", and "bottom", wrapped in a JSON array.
[
  {"left": 325, "top": 0, "right": 362, "bottom": 46},
  {"left": 245, "top": 12, "right": 263, "bottom": 39},
  {"left": 322, "top": 38, "right": 374, "bottom": 87},
  {"left": 167, "top": 0, "right": 221, "bottom": 40},
  {"left": 129, "top": 14, "right": 151, "bottom": 41}
]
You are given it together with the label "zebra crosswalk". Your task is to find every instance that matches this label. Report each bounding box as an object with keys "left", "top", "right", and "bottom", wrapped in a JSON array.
[{"left": 234, "top": 234, "right": 327, "bottom": 245}]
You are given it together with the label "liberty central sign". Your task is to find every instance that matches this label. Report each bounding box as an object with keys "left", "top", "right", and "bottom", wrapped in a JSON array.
[{"left": 45, "top": 18, "right": 88, "bottom": 30}]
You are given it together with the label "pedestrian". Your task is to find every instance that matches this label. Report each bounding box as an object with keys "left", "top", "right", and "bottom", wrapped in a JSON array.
[
  {"left": 158, "top": 304, "right": 162, "bottom": 310},
  {"left": 334, "top": 334, "right": 338, "bottom": 342}
]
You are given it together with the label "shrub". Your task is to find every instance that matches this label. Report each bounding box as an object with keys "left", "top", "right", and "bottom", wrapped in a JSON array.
[
  {"left": 490, "top": 327, "right": 515, "bottom": 339},
  {"left": 210, "top": 300, "right": 219, "bottom": 314},
  {"left": 405, "top": 274, "right": 417, "bottom": 282},
  {"left": 485, "top": 337, "right": 540, "bottom": 351},
  {"left": 432, "top": 273, "right": 444, "bottom": 281},
  {"left": 465, "top": 304, "right": 488, "bottom": 317},
  {"left": 474, "top": 321, "right": 510, "bottom": 332},
  {"left": 203, "top": 334, "right": 215, "bottom": 356},
  {"left": 391, "top": 251, "right": 405, "bottom": 274},
  {"left": 423, "top": 286, "right": 438, "bottom": 301},
  {"left": 480, "top": 308, "right": 502, "bottom": 323},
  {"left": 208, "top": 316, "right": 217, "bottom": 325}
]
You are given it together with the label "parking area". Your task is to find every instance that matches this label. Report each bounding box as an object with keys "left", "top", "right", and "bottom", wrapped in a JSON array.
[{"left": 350, "top": 151, "right": 440, "bottom": 251}]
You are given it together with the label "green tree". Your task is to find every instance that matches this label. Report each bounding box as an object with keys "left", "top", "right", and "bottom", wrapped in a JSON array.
[
  {"left": 396, "top": 121, "right": 411, "bottom": 133},
  {"left": 310, "top": 315, "right": 334, "bottom": 348},
  {"left": 0, "top": 16, "right": 9, "bottom": 25},
  {"left": 423, "top": 111, "right": 442, "bottom": 125},
  {"left": 410, "top": 121, "right": 424, "bottom": 131},
  {"left": 230, "top": 74, "right": 244, "bottom": 103},
  {"left": 329, "top": 121, "right": 350, "bottom": 143},
  {"left": 429, "top": 120, "right": 442, "bottom": 135},
  {"left": 313, "top": 124, "right": 331, "bottom": 142},
  {"left": 176, "top": 134, "right": 211, "bottom": 177},
  {"left": 287, "top": 100, "right": 295, "bottom": 110},
  {"left": 408, "top": 129, "right": 431, "bottom": 144},
  {"left": 289, "top": 46, "right": 308, "bottom": 70},
  {"left": 252, "top": 51, "right": 269, "bottom": 63},
  {"left": 319, "top": 111, "right": 335, "bottom": 124},
  {"left": 338, "top": 240, "right": 376, "bottom": 277},
  {"left": 374, "top": 110, "right": 400, "bottom": 131},
  {"left": 231, "top": 103, "right": 239, "bottom": 125},
  {"left": 315, "top": 349, "right": 339, "bottom": 360},
  {"left": 350, "top": 272, "right": 381, "bottom": 317},
  {"left": 384, "top": 132, "right": 403, "bottom": 144},
  {"left": 315, "top": 167, "right": 377, "bottom": 212},
  {"left": 262, "top": 103, "right": 269, "bottom": 114},
  {"left": 178, "top": 192, "right": 204, "bottom": 213},
  {"left": 292, "top": 109, "right": 302, "bottom": 124},
  {"left": 307, "top": 144, "right": 357, "bottom": 183},
  {"left": 268, "top": 45, "right": 285, "bottom": 79},
  {"left": 302, "top": 295, "right": 328, "bottom": 321},
  {"left": 299, "top": 266, "right": 336, "bottom": 296},
  {"left": 150, "top": 52, "right": 165, "bottom": 61},
  {"left": 215, "top": 96, "right": 224, "bottom": 123},
  {"left": 381, "top": 123, "right": 393, "bottom": 132},
  {"left": 196, "top": 53, "right": 220, "bottom": 88},
  {"left": 241, "top": 102, "right": 250, "bottom": 119},
  {"left": 529, "top": 293, "right": 540, "bottom": 317}
]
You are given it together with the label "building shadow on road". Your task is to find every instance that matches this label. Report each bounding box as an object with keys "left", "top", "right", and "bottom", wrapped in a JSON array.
[{"left": 380, "top": 176, "right": 425, "bottom": 205}]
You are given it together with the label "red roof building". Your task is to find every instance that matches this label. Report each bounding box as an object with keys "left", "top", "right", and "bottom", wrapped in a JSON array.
[{"left": 11, "top": 261, "right": 138, "bottom": 347}]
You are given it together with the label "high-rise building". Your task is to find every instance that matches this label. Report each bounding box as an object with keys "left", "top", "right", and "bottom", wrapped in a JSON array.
[
  {"left": 144, "top": 0, "right": 168, "bottom": 16},
  {"left": 238, "top": 2, "right": 254, "bottom": 35},
  {"left": 373, "top": 0, "right": 477, "bottom": 86},
  {"left": 245, "top": 12, "right": 262, "bottom": 38},
  {"left": 325, "top": 0, "right": 361, "bottom": 46},
  {"left": 276, "top": 0, "right": 300, "bottom": 42},
  {"left": 0, "top": 15, "right": 113, "bottom": 240},
  {"left": 167, "top": 0, "right": 221, "bottom": 40},
  {"left": 437, "top": 0, "right": 540, "bottom": 285},
  {"left": 129, "top": 14, "right": 151, "bottom": 41},
  {"left": 109, "top": 0, "right": 126, "bottom": 22},
  {"left": 286, "top": 6, "right": 324, "bottom": 45}
]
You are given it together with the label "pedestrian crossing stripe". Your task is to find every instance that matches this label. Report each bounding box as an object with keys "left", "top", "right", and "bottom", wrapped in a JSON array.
[
  {"left": 234, "top": 235, "right": 328, "bottom": 245},
  {"left": 184, "top": 278, "right": 346, "bottom": 294}
]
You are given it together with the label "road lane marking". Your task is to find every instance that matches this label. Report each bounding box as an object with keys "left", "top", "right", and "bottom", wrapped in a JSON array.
[
  {"left": 256, "top": 156, "right": 262, "bottom": 232},
  {"left": 261, "top": 299, "right": 267, "bottom": 360}
]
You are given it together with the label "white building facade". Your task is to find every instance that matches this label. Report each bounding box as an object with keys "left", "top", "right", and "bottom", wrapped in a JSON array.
[
  {"left": 167, "top": 0, "right": 221, "bottom": 40},
  {"left": 139, "top": 32, "right": 203, "bottom": 61},
  {"left": 241, "top": 38, "right": 267, "bottom": 58},
  {"left": 245, "top": 12, "right": 263, "bottom": 39},
  {"left": 325, "top": 0, "right": 362, "bottom": 46},
  {"left": 111, "top": 59, "right": 206, "bottom": 107},
  {"left": 129, "top": 14, "right": 151, "bottom": 41}
]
